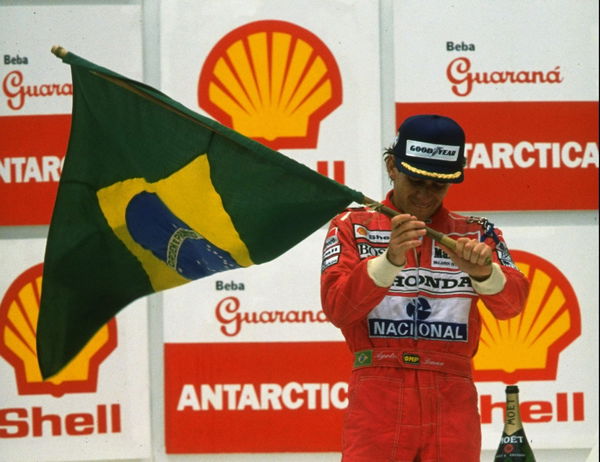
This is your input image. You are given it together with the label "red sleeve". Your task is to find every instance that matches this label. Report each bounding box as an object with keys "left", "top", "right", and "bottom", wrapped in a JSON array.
[
  {"left": 319, "top": 212, "right": 389, "bottom": 328},
  {"left": 476, "top": 228, "right": 530, "bottom": 320}
]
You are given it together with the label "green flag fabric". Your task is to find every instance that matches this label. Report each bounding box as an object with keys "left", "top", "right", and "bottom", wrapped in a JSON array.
[{"left": 37, "top": 50, "right": 363, "bottom": 379}]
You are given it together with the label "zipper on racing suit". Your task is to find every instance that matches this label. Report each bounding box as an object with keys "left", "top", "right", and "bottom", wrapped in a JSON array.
[{"left": 412, "top": 245, "right": 421, "bottom": 340}]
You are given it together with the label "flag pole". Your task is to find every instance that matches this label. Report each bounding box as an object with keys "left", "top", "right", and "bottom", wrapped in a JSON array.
[
  {"left": 362, "top": 196, "right": 491, "bottom": 265},
  {"left": 362, "top": 195, "right": 460, "bottom": 253},
  {"left": 50, "top": 45, "right": 224, "bottom": 132},
  {"left": 51, "top": 45, "right": 68, "bottom": 58}
]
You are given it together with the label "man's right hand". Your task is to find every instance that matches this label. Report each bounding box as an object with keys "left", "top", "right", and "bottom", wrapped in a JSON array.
[{"left": 386, "top": 214, "right": 426, "bottom": 266}]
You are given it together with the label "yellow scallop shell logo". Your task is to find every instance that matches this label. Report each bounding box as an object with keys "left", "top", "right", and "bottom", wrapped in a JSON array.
[
  {"left": 0, "top": 264, "right": 117, "bottom": 397},
  {"left": 198, "top": 20, "right": 342, "bottom": 150},
  {"left": 473, "top": 250, "right": 580, "bottom": 383}
]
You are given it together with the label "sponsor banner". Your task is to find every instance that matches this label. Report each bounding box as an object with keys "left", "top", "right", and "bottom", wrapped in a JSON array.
[
  {"left": 0, "top": 5, "right": 143, "bottom": 225},
  {"left": 0, "top": 5, "right": 143, "bottom": 116},
  {"left": 160, "top": 0, "right": 382, "bottom": 198},
  {"left": 393, "top": 0, "right": 598, "bottom": 102},
  {"left": 163, "top": 229, "right": 343, "bottom": 343},
  {"left": 162, "top": 229, "right": 343, "bottom": 453},
  {"left": 395, "top": 101, "right": 598, "bottom": 211},
  {"left": 164, "top": 341, "right": 352, "bottom": 453},
  {"left": 0, "top": 239, "right": 151, "bottom": 460}
]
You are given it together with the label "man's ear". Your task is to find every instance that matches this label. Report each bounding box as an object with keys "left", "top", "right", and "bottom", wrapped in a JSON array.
[{"left": 385, "top": 155, "right": 397, "bottom": 180}]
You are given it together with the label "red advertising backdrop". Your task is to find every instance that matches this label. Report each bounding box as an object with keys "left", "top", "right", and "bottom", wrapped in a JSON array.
[
  {"left": 164, "top": 341, "right": 352, "bottom": 453},
  {"left": 0, "top": 115, "right": 70, "bottom": 225},
  {"left": 395, "top": 101, "right": 599, "bottom": 211}
]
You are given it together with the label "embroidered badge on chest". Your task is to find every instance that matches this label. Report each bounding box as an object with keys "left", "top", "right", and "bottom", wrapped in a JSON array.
[
  {"left": 367, "top": 296, "right": 470, "bottom": 342},
  {"left": 431, "top": 243, "right": 458, "bottom": 269}
]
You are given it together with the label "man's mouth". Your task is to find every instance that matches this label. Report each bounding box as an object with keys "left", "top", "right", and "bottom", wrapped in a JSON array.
[{"left": 411, "top": 199, "right": 434, "bottom": 209}]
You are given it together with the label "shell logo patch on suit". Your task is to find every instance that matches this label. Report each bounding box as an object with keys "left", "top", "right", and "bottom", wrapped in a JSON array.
[
  {"left": 0, "top": 263, "right": 117, "bottom": 397},
  {"left": 473, "top": 250, "right": 581, "bottom": 383},
  {"left": 198, "top": 20, "right": 343, "bottom": 150}
]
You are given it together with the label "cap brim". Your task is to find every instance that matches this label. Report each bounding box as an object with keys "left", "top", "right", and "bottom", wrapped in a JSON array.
[{"left": 397, "top": 159, "right": 464, "bottom": 183}]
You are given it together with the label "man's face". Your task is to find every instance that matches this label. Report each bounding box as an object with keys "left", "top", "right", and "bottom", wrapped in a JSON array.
[{"left": 386, "top": 158, "right": 451, "bottom": 220}]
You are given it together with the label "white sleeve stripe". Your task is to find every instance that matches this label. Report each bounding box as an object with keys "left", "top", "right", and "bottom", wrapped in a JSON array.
[
  {"left": 469, "top": 262, "right": 506, "bottom": 295},
  {"left": 367, "top": 250, "right": 405, "bottom": 287}
]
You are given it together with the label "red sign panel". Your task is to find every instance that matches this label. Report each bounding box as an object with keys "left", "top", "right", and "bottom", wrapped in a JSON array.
[
  {"left": 164, "top": 341, "right": 352, "bottom": 453},
  {"left": 0, "top": 114, "right": 70, "bottom": 225},
  {"left": 395, "top": 101, "right": 599, "bottom": 211}
]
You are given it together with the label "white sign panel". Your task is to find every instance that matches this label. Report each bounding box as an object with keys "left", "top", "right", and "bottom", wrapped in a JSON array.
[
  {"left": 164, "top": 229, "right": 342, "bottom": 343},
  {"left": 0, "top": 239, "right": 151, "bottom": 461},
  {"left": 160, "top": 0, "right": 382, "bottom": 199},
  {"left": 0, "top": 4, "right": 143, "bottom": 116},
  {"left": 393, "top": 0, "right": 599, "bottom": 102},
  {"left": 0, "top": 4, "right": 144, "bottom": 226},
  {"left": 475, "top": 216, "right": 598, "bottom": 449}
]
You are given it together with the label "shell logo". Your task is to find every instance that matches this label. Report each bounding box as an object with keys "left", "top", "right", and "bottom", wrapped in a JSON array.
[
  {"left": 356, "top": 226, "right": 368, "bottom": 237},
  {"left": 473, "top": 250, "right": 581, "bottom": 383},
  {"left": 198, "top": 20, "right": 343, "bottom": 150},
  {"left": 0, "top": 263, "right": 117, "bottom": 397}
]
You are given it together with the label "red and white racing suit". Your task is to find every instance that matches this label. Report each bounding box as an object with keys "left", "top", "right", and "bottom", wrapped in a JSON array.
[{"left": 320, "top": 192, "right": 530, "bottom": 462}]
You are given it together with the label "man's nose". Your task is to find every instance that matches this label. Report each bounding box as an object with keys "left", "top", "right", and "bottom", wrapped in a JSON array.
[{"left": 416, "top": 184, "right": 435, "bottom": 194}]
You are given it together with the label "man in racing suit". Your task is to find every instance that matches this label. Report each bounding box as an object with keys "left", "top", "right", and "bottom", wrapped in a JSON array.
[{"left": 320, "top": 115, "right": 530, "bottom": 462}]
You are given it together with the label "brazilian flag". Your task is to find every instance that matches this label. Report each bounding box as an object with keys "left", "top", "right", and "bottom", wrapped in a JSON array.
[{"left": 37, "top": 48, "right": 364, "bottom": 379}]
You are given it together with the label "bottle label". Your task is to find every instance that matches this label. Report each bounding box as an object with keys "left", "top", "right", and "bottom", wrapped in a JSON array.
[{"left": 495, "top": 429, "right": 536, "bottom": 460}]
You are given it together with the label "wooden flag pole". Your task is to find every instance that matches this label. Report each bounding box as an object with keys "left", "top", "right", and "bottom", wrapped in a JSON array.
[
  {"left": 362, "top": 196, "right": 492, "bottom": 265},
  {"left": 362, "top": 196, "right": 459, "bottom": 251},
  {"left": 51, "top": 45, "right": 68, "bottom": 58},
  {"left": 50, "top": 46, "right": 227, "bottom": 131}
]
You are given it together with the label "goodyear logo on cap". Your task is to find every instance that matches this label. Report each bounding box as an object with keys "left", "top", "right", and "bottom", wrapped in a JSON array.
[{"left": 405, "top": 139, "right": 460, "bottom": 161}]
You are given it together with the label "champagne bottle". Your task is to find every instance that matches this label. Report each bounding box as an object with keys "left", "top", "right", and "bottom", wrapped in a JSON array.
[{"left": 494, "top": 385, "right": 536, "bottom": 461}]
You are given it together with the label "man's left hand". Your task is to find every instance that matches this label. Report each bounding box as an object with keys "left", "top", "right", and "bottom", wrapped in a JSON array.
[{"left": 442, "top": 237, "right": 493, "bottom": 281}]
